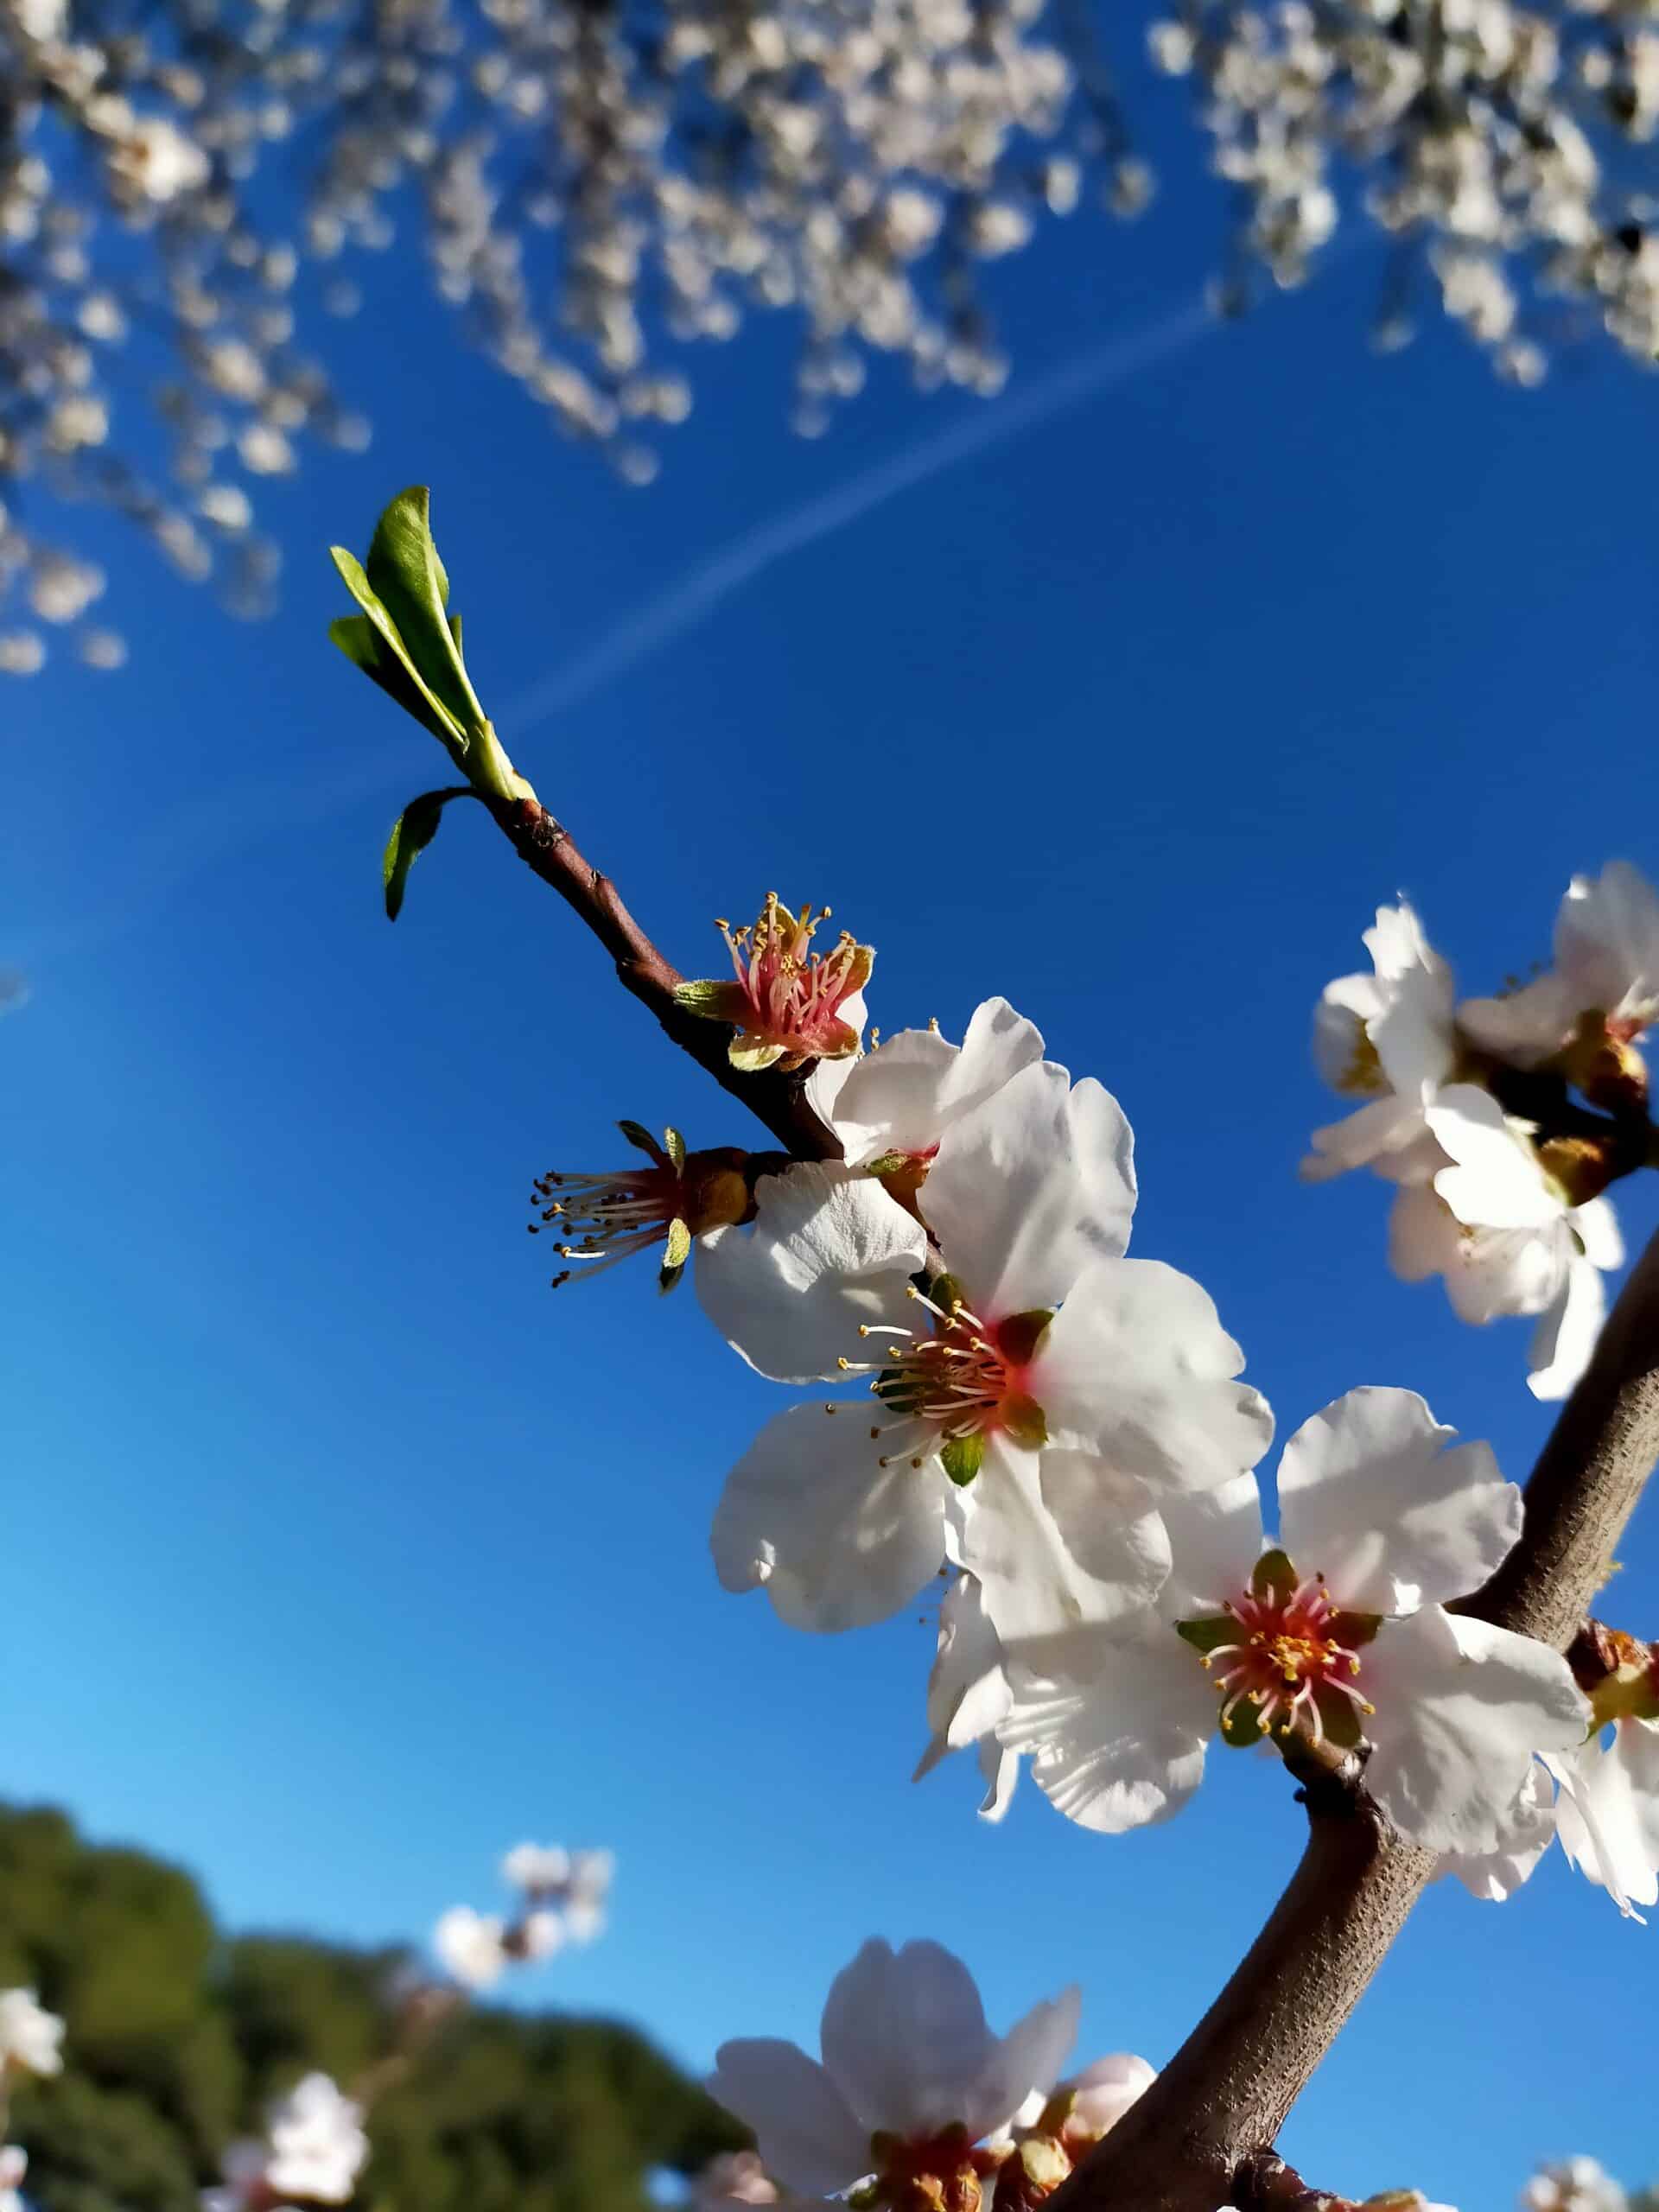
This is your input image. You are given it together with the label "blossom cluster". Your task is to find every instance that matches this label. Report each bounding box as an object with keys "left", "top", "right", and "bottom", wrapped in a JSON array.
[
  {"left": 0, "top": 1986, "right": 64, "bottom": 2212},
  {"left": 26, "top": 0, "right": 1659, "bottom": 669},
  {"left": 433, "top": 1839, "right": 614, "bottom": 1989},
  {"left": 537, "top": 885, "right": 1659, "bottom": 1881},
  {"left": 1306, "top": 861, "right": 1659, "bottom": 1400}
]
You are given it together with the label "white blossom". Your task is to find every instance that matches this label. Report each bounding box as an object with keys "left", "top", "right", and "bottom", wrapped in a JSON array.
[
  {"left": 433, "top": 1903, "right": 510, "bottom": 1989},
  {"left": 1001, "top": 1389, "right": 1588, "bottom": 1853},
  {"left": 1548, "top": 1717, "right": 1659, "bottom": 1921},
  {"left": 1521, "top": 2158, "right": 1630, "bottom": 2212},
  {"left": 1303, "top": 901, "right": 1456, "bottom": 1185},
  {"left": 708, "top": 1938, "right": 1078, "bottom": 2198},
  {"left": 0, "top": 1988, "right": 64, "bottom": 2078},
  {"left": 1462, "top": 861, "right": 1659, "bottom": 1066},
  {"left": 0, "top": 2146, "right": 26, "bottom": 2212}
]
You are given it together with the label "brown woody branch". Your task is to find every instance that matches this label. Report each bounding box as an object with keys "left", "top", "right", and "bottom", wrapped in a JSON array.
[
  {"left": 1052, "top": 1225, "right": 1659, "bottom": 2212},
  {"left": 487, "top": 795, "right": 839, "bottom": 1161}
]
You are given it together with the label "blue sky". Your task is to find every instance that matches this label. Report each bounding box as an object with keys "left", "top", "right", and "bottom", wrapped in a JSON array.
[{"left": 5, "top": 121, "right": 1659, "bottom": 2210}]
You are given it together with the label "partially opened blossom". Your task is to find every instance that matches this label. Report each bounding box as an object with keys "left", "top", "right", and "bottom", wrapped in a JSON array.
[
  {"left": 1047, "top": 2053, "right": 1157, "bottom": 2148},
  {"left": 913, "top": 1573, "right": 1019, "bottom": 1820},
  {"left": 1463, "top": 861, "right": 1659, "bottom": 1080},
  {"left": 1002, "top": 1389, "right": 1588, "bottom": 1853},
  {"left": 433, "top": 1904, "right": 510, "bottom": 1989},
  {"left": 0, "top": 1988, "right": 63, "bottom": 2078},
  {"left": 676, "top": 893, "right": 872, "bottom": 1072},
  {"left": 693, "top": 2150, "right": 779, "bottom": 2212},
  {"left": 698, "top": 1059, "right": 1269, "bottom": 1638},
  {"left": 1303, "top": 902, "right": 1457, "bottom": 1184},
  {"left": 806, "top": 997, "right": 1045, "bottom": 1192},
  {"left": 1390, "top": 1087, "right": 1624, "bottom": 1401},
  {"left": 708, "top": 1938, "right": 1078, "bottom": 2202},
  {"left": 531, "top": 1122, "right": 755, "bottom": 1293}
]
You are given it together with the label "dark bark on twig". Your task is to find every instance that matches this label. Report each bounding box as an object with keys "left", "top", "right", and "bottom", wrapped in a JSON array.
[
  {"left": 1230, "top": 2151, "right": 1360, "bottom": 2211},
  {"left": 1054, "top": 1226, "right": 1659, "bottom": 2212},
  {"left": 487, "top": 795, "right": 840, "bottom": 1160}
]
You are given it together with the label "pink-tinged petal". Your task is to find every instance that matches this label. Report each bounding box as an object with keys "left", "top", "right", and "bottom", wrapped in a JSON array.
[
  {"left": 1275, "top": 1387, "right": 1521, "bottom": 1617},
  {"left": 820, "top": 1941, "right": 994, "bottom": 2139},
  {"left": 1156, "top": 1474, "right": 1266, "bottom": 1618},
  {"left": 1439, "top": 1760, "right": 1557, "bottom": 1903},
  {"left": 1363, "top": 1609, "right": 1589, "bottom": 1855},
  {"left": 923, "top": 1063, "right": 1135, "bottom": 1314},
  {"left": 1034, "top": 1455, "right": 1173, "bottom": 1616},
  {"left": 1549, "top": 1719, "right": 1659, "bottom": 1919},
  {"left": 697, "top": 1163, "right": 925, "bottom": 1383},
  {"left": 1033, "top": 1259, "right": 1273, "bottom": 1495},
  {"left": 1000, "top": 1619, "right": 1216, "bottom": 1834},
  {"left": 707, "top": 2040, "right": 866, "bottom": 2196},
  {"left": 1458, "top": 976, "right": 1577, "bottom": 1068},
  {"left": 1065, "top": 2054, "right": 1158, "bottom": 2139},
  {"left": 964, "top": 1986, "right": 1082, "bottom": 2144},
  {"left": 710, "top": 1402, "right": 948, "bottom": 1631},
  {"left": 1527, "top": 1254, "right": 1605, "bottom": 1403}
]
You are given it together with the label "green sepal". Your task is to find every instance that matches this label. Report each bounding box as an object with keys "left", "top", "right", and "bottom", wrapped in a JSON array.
[
  {"left": 364, "top": 486, "right": 486, "bottom": 739},
  {"left": 673, "top": 979, "right": 752, "bottom": 1022},
  {"left": 1176, "top": 1613, "right": 1239, "bottom": 1657},
  {"left": 664, "top": 1127, "right": 687, "bottom": 1173},
  {"left": 1217, "top": 1694, "right": 1266, "bottom": 1750},
  {"left": 1251, "top": 1548, "right": 1299, "bottom": 1607},
  {"left": 728, "top": 1037, "right": 785, "bottom": 1072},
  {"left": 1001, "top": 1392, "right": 1047, "bottom": 1449},
  {"left": 865, "top": 1149, "right": 911, "bottom": 1177},
  {"left": 661, "top": 1217, "right": 692, "bottom": 1271},
  {"left": 618, "top": 1120, "right": 669, "bottom": 1166},
  {"left": 382, "top": 786, "right": 474, "bottom": 919},
  {"left": 1328, "top": 1609, "right": 1383, "bottom": 1649},
  {"left": 996, "top": 1309, "right": 1054, "bottom": 1368},
  {"left": 940, "top": 1433, "right": 986, "bottom": 1487},
  {"left": 926, "top": 1272, "right": 968, "bottom": 1314},
  {"left": 872, "top": 1368, "right": 912, "bottom": 1413},
  {"left": 1311, "top": 1681, "right": 1366, "bottom": 1751}
]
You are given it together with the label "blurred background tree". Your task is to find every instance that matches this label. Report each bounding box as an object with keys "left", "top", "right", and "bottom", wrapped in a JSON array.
[{"left": 0, "top": 1803, "right": 745, "bottom": 2212}]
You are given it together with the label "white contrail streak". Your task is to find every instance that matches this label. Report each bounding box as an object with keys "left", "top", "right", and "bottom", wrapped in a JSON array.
[{"left": 502, "top": 289, "right": 1213, "bottom": 734}]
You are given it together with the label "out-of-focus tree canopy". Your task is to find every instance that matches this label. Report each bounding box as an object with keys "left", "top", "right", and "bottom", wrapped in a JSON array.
[{"left": 0, "top": 1802, "right": 745, "bottom": 2212}]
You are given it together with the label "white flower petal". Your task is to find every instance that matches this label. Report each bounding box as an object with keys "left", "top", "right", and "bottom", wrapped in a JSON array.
[
  {"left": 819, "top": 1940, "right": 994, "bottom": 2139},
  {"left": 923, "top": 1062, "right": 1135, "bottom": 1314},
  {"left": 951, "top": 1436, "right": 1160, "bottom": 1646},
  {"left": 1363, "top": 900, "right": 1457, "bottom": 1099},
  {"left": 1301, "top": 1095, "right": 1427, "bottom": 1183},
  {"left": 1275, "top": 1387, "right": 1520, "bottom": 1616},
  {"left": 1311, "top": 971, "right": 1383, "bottom": 1091},
  {"left": 823, "top": 998, "right": 1046, "bottom": 1165},
  {"left": 697, "top": 1163, "right": 925, "bottom": 1383},
  {"left": 1001, "top": 1620, "right": 1215, "bottom": 1834},
  {"left": 1557, "top": 860, "right": 1659, "bottom": 1026},
  {"left": 1550, "top": 1719, "right": 1659, "bottom": 1918},
  {"left": 1363, "top": 1609, "right": 1589, "bottom": 1855},
  {"left": 1457, "top": 976, "right": 1576, "bottom": 1068},
  {"left": 707, "top": 2040, "right": 866, "bottom": 2196},
  {"left": 1156, "top": 1473, "right": 1266, "bottom": 1617},
  {"left": 1032, "top": 1259, "right": 1273, "bottom": 1495},
  {"left": 1528, "top": 1252, "right": 1606, "bottom": 1402},
  {"left": 1439, "top": 1759, "right": 1556, "bottom": 1902},
  {"left": 963, "top": 1986, "right": 1081, "bottom": 2143},
  {"left": 1428, "top": 1086, "right": 1562, "bottom": 1232},
  {"left": 1573, "top": 1194, "right": 1624, "bottom": 1273},
  {"left": 710, "top": 1402, "right": 948, "bottom": 1631},
  {"left": 1033, "top": 1455, "right": 1173, "bottom": 1613}
]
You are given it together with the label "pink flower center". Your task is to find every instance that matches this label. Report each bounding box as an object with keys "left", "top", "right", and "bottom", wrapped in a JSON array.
[
  {"left": 721, "top": 893, "right": 868, "bottom": 1054},
  {"left": 836, "top": 1285, "right": 1048, "bottom": 1473},
  {"left": 1203, "top": 1570, "right": 1373, "bottom": 1743}
]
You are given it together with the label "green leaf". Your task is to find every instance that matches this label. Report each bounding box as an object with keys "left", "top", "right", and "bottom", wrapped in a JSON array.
[
  {"left": 365, "top": 487, "right": 485, "bottom": 739},
  {"left": 1176, "top": 1613, "right": 1240, "bottom": 1657},
  {"left": 939, "top": 1433, "right": 985, "bottom": 1487},
  {"left": 382, "top": 786, "right": 474, "bottom": 919},
  {"left": 1251, "top": 1548, "right": 1299, "bottom": 1607},
  {"left": 330, "top": 549, "right": 465, "bottom": 752}
]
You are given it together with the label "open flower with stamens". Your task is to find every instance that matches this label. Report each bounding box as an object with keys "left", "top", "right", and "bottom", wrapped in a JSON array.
[
  {"left": 531, "top": 1121, "right": 756, "bottom": 1293},
  {"left": 1000, "top": 1389, "right": 1588, "bottom": 1853},
  {"left": 697, "top": 1059, "right": 1270, "bottom": 1639},
  {"left": 675, "top": 893, "right": 872, "bottom": 1072},
  {"left": 708, "top": 1938, "right": 1079, "bottom": 2204},
  {"left": 1303, "top": 901, "right": 1458, "bottom": 1185},
  {"left": 807, "top": 997, "right": 1046, "bottom": 1198}
]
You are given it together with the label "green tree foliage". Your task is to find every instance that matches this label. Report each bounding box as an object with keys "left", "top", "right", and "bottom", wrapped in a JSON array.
[{"left": 0, "top": 1805, "right": 745, "bottom": 2212}]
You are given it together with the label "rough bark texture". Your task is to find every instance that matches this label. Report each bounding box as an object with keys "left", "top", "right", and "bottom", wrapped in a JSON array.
[{"left": 1055, "top": 1224, "right": 1659, "bottom": 2212}]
